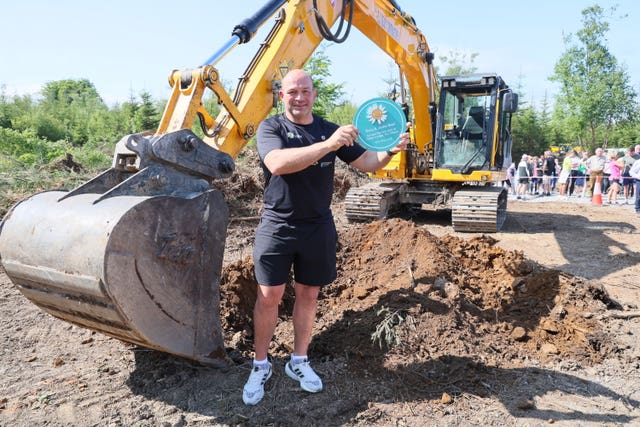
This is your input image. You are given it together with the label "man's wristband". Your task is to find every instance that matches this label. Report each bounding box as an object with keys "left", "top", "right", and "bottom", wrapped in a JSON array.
[{"left": 386, "top": 150, "right": 395, "bottom": 157}]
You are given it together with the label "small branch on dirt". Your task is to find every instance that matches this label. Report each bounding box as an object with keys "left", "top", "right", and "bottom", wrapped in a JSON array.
[
  {"left": 408, "top": 260, "right": 416, "bottom": 288},
  {"left": 371, "top": 306, "right": 406, "bottom": 349},
  {"left": 598, "top": 310, "right": 640, "bottom": 320}
]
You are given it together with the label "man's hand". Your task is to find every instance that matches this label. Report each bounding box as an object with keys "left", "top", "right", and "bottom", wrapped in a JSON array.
[
  {"left": 326, "top": 124, "right": 360, "bottom": 151},
  {"left": 387, "top": 122, "right": 412, "bottom": 155}
]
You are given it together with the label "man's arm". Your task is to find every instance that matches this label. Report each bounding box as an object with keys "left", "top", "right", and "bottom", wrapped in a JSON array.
[
  {"left": 629, "top": 159, "right": 640, "bottom": 179},
  {"left": 349, "top": 130, "right": 411, "bottom": 173},
  {"left": 263, "top": 124, "right": 359, "bottom": 176}
]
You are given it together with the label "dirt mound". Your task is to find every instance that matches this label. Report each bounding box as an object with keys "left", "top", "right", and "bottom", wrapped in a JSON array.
[
  {"left": 216, "top": 157, "right": 622, "bottom": 370},
  {"left": 220, "top": 218, "right": 620, "bottom": 369},
  {"left": 211, "top": 149, "right": 263, "bottom": 219}
]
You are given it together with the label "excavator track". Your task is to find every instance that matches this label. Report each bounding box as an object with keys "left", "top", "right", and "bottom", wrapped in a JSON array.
[
  {"left": 344, "top": 182, "right": 404, "bottom": 222},
  {"left": 451, "top": 187, "right": 508, "bottom": 232}
]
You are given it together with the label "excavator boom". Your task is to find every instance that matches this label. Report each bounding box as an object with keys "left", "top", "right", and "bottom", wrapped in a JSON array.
[{"left": 159, "top": 0, "right": 437, "bottom": 161}]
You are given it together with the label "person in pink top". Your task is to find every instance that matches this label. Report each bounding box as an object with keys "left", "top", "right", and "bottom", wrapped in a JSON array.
[{"left": 605, "top": 151, "right": 625, "bottom": 204}]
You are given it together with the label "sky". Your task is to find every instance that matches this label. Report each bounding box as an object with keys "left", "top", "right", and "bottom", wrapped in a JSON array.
[{"left": 1, "top": 0, "right": 638, "bottom": 109}]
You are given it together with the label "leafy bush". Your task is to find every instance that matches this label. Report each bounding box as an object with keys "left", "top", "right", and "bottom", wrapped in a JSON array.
[
  {"left": 0, "top": 127, "right": 70, "bottom": 167},
  {"left": 71, "top": 147, "right": 111, "bottom": 170}
]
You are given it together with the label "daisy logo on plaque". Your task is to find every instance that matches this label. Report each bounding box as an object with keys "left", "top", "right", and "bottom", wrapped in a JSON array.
[
  {"left": 366, "top": 102, "right": 388, "bottom": 125},
  {"left": 353, "top": 98, "right": 406, "bottom": 152}
]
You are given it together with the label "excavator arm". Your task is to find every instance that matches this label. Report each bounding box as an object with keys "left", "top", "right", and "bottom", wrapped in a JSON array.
[
  {"left": 0, "top": 0, "right": 438, "bottom": 366},
  {"left": 158, "top": 0, "right": 437, "bottom": 161}
]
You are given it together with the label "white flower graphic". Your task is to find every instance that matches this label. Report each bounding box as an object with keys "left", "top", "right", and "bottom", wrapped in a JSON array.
[{"left": 366, "top": 103, "right": 387, "bottom": 125}]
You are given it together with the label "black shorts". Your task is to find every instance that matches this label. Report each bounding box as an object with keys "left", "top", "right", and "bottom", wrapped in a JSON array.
[{"left": 253, "top": 217, "right": 337, "bottom": 287}]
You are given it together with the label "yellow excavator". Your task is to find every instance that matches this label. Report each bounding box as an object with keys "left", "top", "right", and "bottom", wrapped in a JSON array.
[{"left": 0, "top": 0, "right": 517, "bottom": 366}]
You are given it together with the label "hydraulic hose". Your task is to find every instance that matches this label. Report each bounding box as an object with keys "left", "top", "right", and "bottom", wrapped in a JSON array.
[{"left": 313, "top": 0, "right": 354, "bottom": 43}]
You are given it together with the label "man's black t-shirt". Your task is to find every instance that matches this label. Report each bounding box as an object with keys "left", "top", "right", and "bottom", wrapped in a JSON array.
[
  {"left": 256, "top": 113, "right": 365, "bottom": 223},
  {"left": 543, "top": 156, "right": 556, "bottom": 176}
]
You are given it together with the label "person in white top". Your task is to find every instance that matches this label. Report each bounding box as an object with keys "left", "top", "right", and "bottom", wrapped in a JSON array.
[
  {"left": 585, "top": 148, "right": 607, "bottom": 196},
  {"left": 628, "top": 158, "right": 640, "bottom": 216},
  {"left": 516, "top": 154, "right": 530, "bottom": 199}
]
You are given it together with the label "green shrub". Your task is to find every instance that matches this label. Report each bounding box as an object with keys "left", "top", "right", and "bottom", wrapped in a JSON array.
[
  {"left": 0, "top": 127, "right": 71, "bottom": 168},
  {"left": 71, "top": 148, "right": 111, "bottom": 170}
]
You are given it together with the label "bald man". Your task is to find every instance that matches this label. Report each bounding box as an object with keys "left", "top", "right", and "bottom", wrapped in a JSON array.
[{"left": 242, "top": 69, "right": 410, "bottom": 405}]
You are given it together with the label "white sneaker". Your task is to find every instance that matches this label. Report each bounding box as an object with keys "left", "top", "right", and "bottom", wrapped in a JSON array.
[
  {"left": 285, "top": 359, "right": 323, "bottom": 393},
  {"left": 242, "top": 363, "right": 272, "bottom": 405}
]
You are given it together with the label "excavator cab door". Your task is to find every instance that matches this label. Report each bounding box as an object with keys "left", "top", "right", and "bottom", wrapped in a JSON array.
[
  {"left": 435, "top": 74, "right": 515, "bottom": 174},
  {"left": 437, "top": 87, "right": 491, "bottom": 171}
]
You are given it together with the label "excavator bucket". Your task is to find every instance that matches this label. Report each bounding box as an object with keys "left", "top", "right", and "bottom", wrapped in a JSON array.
[{"left": 0, "top": 130, "right": 236, "bottom": 366}]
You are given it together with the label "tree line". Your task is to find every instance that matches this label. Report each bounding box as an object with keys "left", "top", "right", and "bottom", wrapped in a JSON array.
[
  {"left": 514, "top": 5, "right": 639, "bottom": 160},
  {"left": 0, "top": 79, "right": 164, "bottom": 172}
]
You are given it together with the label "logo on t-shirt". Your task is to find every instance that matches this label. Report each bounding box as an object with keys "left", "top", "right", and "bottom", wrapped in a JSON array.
[{"left": 286, "top": 131, "right": 303, "bottom": 140}]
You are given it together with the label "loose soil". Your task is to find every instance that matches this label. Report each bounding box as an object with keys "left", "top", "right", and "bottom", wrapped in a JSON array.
[{"left": 1, "top": 154, "right": 639, "bottom": 426}]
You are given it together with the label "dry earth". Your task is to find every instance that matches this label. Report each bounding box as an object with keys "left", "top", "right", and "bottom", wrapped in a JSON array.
[{"left": 1, "top": 160, "right": 640, "bottom": 426}]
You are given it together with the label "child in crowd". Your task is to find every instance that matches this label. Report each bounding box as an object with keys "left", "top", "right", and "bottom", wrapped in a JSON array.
[{"left": 605, "top": 151, "right": 625, "bottom": 204}]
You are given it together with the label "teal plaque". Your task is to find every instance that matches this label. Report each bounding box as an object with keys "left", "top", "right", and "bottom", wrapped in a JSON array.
[{"left": 353, "top": 98, "right": 406, "bottom": 152}]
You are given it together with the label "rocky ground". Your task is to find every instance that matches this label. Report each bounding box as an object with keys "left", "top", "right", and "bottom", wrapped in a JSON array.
[{"left": 1, "top": 158, "right": 639, "bottom": 426}]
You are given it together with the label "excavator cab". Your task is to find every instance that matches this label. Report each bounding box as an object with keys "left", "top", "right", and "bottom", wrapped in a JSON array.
[
  {"left": 431, "top": 74, "right": 518, "bottom": 231},
  {"left": 436, "top": 74, "right": 517, "bottom": 174}
]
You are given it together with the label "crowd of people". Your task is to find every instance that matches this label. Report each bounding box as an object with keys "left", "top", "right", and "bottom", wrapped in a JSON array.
[{"left": 506, "top": 144, "right": 640, "bottom": 216}]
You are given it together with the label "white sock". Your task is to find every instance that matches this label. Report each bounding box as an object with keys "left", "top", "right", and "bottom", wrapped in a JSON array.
[
  {"left": 253, "top": 358, "right": 269, "bottom": 369},
  {"left": 290, "top": 353, "right": 308, "bottom": 365}
]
